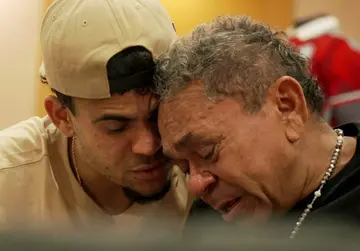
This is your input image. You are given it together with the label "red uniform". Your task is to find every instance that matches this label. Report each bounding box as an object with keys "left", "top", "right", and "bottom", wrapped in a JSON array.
[{"left": 288, "top": 16, "right": 360, "bottom": 126}]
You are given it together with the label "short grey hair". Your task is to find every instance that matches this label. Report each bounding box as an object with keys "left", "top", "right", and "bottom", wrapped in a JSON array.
[{"left": 155, "top": 15, "right": 324, "bottom": 114}]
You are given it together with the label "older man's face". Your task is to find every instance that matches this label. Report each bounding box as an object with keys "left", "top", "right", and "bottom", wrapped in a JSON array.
[{"left": 158, "top": 82, "right": 297, "bottom": 223}]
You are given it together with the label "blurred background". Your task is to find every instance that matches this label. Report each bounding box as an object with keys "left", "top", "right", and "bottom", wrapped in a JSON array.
[{"left": 1, "top": 0, "right": 359, "bottom": 129}]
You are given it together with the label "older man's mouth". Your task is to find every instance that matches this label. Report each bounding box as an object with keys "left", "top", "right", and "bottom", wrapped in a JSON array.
[{"left": 218, "top": 197, "right": 242, "bottom": 221}]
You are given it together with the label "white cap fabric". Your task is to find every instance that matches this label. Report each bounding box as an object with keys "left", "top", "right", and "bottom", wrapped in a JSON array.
[{"left": 40, "top": 0, "right": 177, "bottom": 99}]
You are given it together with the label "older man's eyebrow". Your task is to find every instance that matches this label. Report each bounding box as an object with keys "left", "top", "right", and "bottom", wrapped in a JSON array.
[
  {"left": 161, "top": 133, "right": 196, "bottom": 160},
  {"left": 174, "top": 132, "right": 214, "bottom": 151},
  {"left": 174, "top": 132, "right": 194, "bottom": 150}
]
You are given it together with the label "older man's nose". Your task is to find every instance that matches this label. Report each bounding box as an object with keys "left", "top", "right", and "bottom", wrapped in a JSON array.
[{"left": 188, "top": 168, "right": 216, "bottom": 197}]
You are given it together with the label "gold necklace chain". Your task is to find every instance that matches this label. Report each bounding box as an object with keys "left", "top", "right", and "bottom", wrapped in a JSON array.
[
  {"left": 71, "top": 137, "right": 102, "bottom": 209},
  {"left": 71, "top": 136, "right": 82, "bottom": 186}
]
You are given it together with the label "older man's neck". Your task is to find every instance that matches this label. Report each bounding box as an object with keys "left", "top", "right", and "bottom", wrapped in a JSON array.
[{"left": 299, "top": 122, "right": 357, "bottom": 201}]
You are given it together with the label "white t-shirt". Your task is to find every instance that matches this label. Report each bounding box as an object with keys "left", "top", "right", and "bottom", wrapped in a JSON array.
[{"left": 0, "top": 116, "right": 191, "bottom": 237}]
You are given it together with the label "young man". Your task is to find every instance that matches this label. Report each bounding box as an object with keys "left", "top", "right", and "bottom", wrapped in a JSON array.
[
  {"left": 156, "top": 15, "right": 360, "bottom": 240},
  {"left": 0, "top": 0, "right": 190, "bottom": 237}
]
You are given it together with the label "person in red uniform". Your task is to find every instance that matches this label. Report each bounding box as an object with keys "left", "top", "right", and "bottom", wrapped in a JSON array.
[{"left": 287, "top": 14, "right": 360, "bottom": 126}]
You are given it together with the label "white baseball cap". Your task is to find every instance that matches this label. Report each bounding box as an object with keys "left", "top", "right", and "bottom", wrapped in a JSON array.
[{"left": 40, "top": 0, "right": 177, "bottom": 99}]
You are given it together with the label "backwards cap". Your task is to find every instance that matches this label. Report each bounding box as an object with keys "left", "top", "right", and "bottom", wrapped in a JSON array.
[{"left": 40, "top": 0, "right": 177, "bottom": 99}]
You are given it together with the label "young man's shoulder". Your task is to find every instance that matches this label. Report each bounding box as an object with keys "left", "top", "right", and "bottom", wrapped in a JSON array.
[
  {"left": 0, "top": 116, "right": 57, "bottom": 170},
  {"left": 0, "top": 116, "right": 63, "bottom": 198},
  {"left": 0, "top": 116, "right": 70, "bottom": 228}
]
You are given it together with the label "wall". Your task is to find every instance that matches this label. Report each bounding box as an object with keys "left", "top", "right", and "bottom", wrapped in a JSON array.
[
  {"left": 37, "top": 0, "right": 54, "bottom": 119},
  {"left": 160, "top": 0, "right": 293, "bottom": 36},
  {"left": 0, "top": 0, "right": 43, "bottom": 129},
  {"left": 293, "top": 0, "right": 360, "bottom": 42},
  {"left": 37, "top": 0, "right": 293, "bottom": 117}
]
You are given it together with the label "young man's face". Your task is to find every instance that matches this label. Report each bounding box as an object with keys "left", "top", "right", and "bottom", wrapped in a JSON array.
[{"left": 71, "top": 90, "right": 171, "bottom": 203}]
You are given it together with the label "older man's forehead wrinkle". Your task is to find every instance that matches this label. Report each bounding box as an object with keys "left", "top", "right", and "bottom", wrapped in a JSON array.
[{"left": 158, "top": 84, "right": 216, "bottom": 157}]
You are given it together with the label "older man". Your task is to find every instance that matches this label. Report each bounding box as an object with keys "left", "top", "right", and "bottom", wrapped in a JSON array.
[{"left": 155, "top": 15, "right": 360, "bottom": 239}]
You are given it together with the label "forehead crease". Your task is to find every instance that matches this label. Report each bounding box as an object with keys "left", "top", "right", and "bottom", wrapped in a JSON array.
[
  {"left": 162, "top": 94, "right": 210, "bottom": 119},
  {"left": 91, "top": 93, "right": 156, "bottom": 114},
  {"left": 159, "top": 85, "right": 216, "bottom": 139},
  {"left": 86, "top": 95, "right": 129, "bottom": 110},
  {"left": 160, "top": 98, "right": 186, "bottom": 122},
  {"left": 161, "top": 98, "right": 214, "bottom": 137}
]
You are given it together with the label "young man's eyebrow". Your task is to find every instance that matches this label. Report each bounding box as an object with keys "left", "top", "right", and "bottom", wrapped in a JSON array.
[{"left": 92, "top": 114, "right": 136, "bottom": 123}]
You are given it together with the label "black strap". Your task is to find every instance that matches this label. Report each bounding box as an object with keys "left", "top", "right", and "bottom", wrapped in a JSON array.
[{"left": 334, "top": 123, "right": 360, "bottom": 137}]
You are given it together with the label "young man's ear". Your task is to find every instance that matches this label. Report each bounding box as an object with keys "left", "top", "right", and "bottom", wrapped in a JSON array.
[{"left": 44, "top": 95, "right": 75, "bottom": 137}]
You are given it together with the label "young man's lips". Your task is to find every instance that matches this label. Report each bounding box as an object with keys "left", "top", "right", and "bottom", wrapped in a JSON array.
[{"left": 132, "top": 163, "right": 167, "bottom": 180}]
